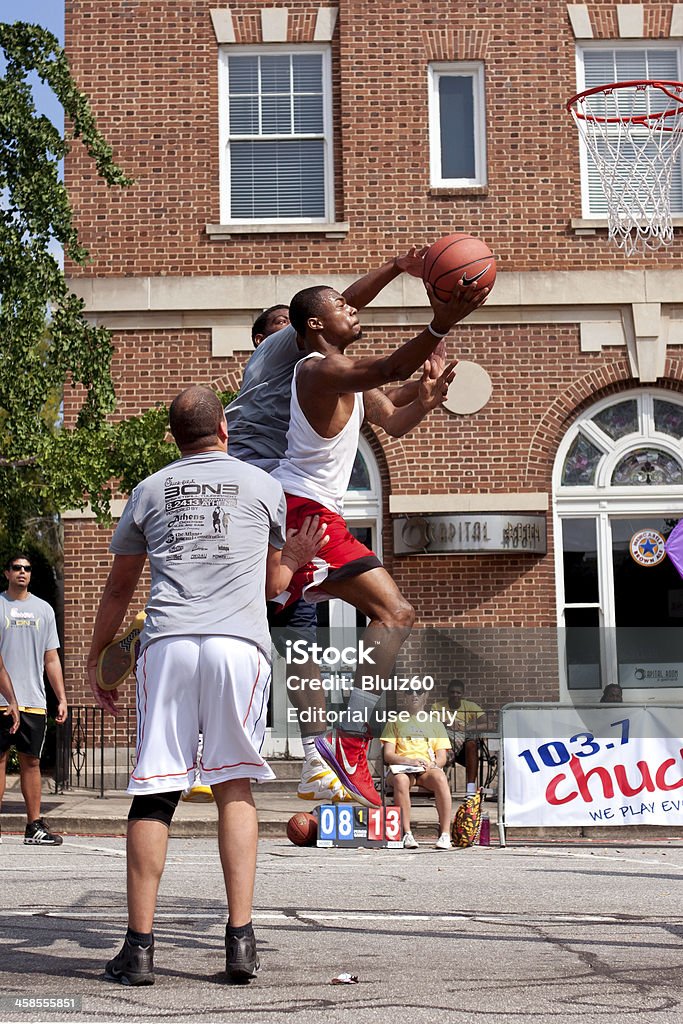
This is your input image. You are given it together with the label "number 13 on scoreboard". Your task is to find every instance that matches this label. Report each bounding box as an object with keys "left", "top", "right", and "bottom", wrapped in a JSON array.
[{"left": 368, "top": 806, "right": 402, "bottom": 843}]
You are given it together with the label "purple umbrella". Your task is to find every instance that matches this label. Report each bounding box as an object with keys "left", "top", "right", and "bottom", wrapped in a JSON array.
[{"left": 666, "top": 520, "right": 683, "bottom": 579}]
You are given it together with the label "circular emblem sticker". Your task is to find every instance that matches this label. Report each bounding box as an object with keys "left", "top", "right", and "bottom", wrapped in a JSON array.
[{"left": 629, "top": 529, "right": 667, "bottom": 567}]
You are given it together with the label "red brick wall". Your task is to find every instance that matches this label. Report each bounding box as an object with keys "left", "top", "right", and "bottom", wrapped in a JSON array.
[
  {"left": 64, "top": 0, "right": 683, "bottom": 280},
  {"left": 61, "top": 0, "right": 683, "bottom": 714},
  {"left": 61, "top": 319, "right": 622, "bottom": 707}
]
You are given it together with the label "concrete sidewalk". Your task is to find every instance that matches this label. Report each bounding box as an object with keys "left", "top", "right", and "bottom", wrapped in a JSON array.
[
  {"left": 0, "top": 775, "right": 474, "bottom": 840},
  {"left": 6, "top": 776, "right": 683, "bottom": 845}
]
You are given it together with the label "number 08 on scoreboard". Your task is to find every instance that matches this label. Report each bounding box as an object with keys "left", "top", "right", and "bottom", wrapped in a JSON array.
[{"left": 317, "top": 804, "right": 403, "bottom": 848}]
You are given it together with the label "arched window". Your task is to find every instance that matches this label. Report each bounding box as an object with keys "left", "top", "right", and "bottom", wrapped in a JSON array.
[{"left": 554, "top": 390, "right": 683, "bottom": 701}]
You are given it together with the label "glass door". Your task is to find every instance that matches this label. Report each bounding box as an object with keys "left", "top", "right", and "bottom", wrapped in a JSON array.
[
  {"left": 561, "top": 517, "right": 605, "bottom": 690},
  {"left": 610, "top": 516, "right": 683, "bottom": 689}
]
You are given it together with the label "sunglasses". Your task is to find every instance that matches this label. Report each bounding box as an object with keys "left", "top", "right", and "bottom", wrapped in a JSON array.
[{"left": 10, "top": 564, "right": 32, "bottom": 572}]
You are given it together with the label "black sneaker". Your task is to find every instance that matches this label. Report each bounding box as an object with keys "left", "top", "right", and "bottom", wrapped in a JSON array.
[
  {"left": 24, "top": 818, "right": 63, "bottom": 846},
  {"left": 105, "top": 936, "right": 155, "bottom": 986},
  {"left": 225, "top": 926, "right": 259, "bottom": 981}
]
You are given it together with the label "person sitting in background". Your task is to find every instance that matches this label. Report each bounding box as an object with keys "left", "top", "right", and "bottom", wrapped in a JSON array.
[
  {"left": 600, "top": 683, "right": 623, "bottom": 703},
  {"left": 381, "top": 686, "right": 452, "bottom": 851},
  {"left": 431, "top": 678, "right": 484, "bottom": 795}
]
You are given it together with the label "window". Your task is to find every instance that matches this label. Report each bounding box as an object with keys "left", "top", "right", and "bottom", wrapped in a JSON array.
[
  {"left": 428, "top": 63, "right": 487, "bottom": 188},
  {"left": 558, "top": 393, "right": 683, "bottom": 490},
  {"left": 219, "top": 46, "right": 334, "bottom": 222},
  {"left": 554, "top": 391, "right": 683, "bottom": 699},
  {"left": 575, "top": 44, "right": 683, "bottom": 217}
]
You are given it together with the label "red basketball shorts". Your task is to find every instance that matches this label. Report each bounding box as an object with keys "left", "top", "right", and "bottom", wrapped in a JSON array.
[{"left": 276, "top": 495, "right": 382, "bottom": 606}]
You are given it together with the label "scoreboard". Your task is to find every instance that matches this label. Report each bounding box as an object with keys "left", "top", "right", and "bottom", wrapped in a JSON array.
[{"left": 316, "top": 804, "right": 403, "bottom": 848}]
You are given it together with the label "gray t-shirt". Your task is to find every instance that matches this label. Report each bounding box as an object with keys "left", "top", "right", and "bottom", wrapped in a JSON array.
[
  {"left": 0, "top": 593, "right": 60, "bottom": 710},
  {"left": 110, "top": 452, "right": 287, "bottom": 657},
  {"left": 227, "top": 325, "right": 303, "bottom": 470}
]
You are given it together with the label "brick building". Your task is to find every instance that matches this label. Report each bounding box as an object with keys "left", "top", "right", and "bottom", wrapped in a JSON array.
[{"left": 63, "top": 1, "right": 683, "bottom": 753}]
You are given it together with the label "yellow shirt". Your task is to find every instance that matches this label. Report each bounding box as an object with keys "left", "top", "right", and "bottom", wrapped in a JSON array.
[
  {"left": 430, "top": 697, "right": 484, "bottom": 730},
  {"left": 380, "top": 715, "right": 451, "bottom": 760}
]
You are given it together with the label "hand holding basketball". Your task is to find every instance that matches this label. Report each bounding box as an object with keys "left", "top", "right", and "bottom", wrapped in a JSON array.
[
  {"left": 423, "top": 233, "right": 495, "bottom": 333},
  {"left": 426, "top": 276, "right": 489, "bottom": 335},
  {"left": 424, "top": 233, "right": 497, "bottom": 300}
]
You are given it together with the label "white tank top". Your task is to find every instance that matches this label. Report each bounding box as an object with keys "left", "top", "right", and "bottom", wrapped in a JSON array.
[{"left": 272, "top": 352, "right": 364, "bottom": 515}]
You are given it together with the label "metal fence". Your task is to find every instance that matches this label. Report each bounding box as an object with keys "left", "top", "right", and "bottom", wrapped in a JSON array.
[{"left": 54, "top": 705, "right": 136, "bottom": 797}]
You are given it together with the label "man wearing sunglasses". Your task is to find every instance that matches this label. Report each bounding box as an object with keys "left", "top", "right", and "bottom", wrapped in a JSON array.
[{"left": 0, "top": 555, "right": 68, "bottom": 846}]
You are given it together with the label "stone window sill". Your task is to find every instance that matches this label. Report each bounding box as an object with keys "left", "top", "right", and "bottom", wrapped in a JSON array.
[
  {"left": 206, "top": 222, "right": 350, "bottom": 239},
  {"left": 570, "top": 217, "right": 683, "bottom": 234},
  {"left": 429, "top": 186, "right": 489, "bottom": 198}
]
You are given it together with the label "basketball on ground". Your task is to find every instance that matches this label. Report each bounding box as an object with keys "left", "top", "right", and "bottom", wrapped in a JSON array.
[
  {"left": 286, "top": 811, "right": 318, "bottom": 846},
  {"left": 423, "top": 233, "right": 496, "bottom": 301}
]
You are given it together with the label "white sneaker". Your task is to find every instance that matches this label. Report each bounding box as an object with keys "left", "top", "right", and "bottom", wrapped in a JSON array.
[
  {"left": 435, "top": 832, "right": 452, "bottom": 850},
  {"left": 403, "top": 831, "right": 419, "bottom": 849},
  {"left": 297, "top": 755, "right": 349, "bottom": 803}
]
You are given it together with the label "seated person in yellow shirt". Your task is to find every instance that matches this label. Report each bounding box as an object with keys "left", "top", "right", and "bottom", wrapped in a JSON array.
[
  {"left": 431, "top": 678, "right": 484, "bottom": 795},
  {"left": 380, "top": 686, "right": 452, "bottom": 851}
]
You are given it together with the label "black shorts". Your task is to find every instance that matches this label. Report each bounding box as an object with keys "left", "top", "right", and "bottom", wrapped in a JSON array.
[
  {"left": 0, "top": 710, "right": 46, "bottom": 759},
  {"left": 268, "top": 597, "right": 317, "bottom": 657},
  {"left": 448, "top": 736, "right": 480, "bottom": 768}
]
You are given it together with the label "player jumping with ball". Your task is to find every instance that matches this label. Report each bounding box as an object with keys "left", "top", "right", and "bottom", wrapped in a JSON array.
[
  {"left": 269, "top": 274, "right": 488, "bottom": 807},
  {"left": 229, "top": 251, "right": 485, "bottom": 805}
]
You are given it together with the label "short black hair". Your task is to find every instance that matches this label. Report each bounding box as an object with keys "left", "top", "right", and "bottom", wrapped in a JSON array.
[
  {"left": 6, "top": 553, "right": 31, "bottom": 570},
  {"left": 447, "top": 679, "right": 465, "bottom": 692},
  {"left": 600, "top": 683, "right": 623, "bottom": 702},
  {"left": 169, "top": 386, "right": 224, "bottom": 450},
  {"left": 251, "top": 304, "right": 289, "bottom": 343},
  {"left": 288, "top": 286, "right": 335, "bottom": 336}
]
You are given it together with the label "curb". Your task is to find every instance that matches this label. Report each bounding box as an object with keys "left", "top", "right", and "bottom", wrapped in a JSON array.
[
  {"left": 0, "top": 814, "right": 283, "bottom": 839},
  {"left": 0, "top": 815, "right": 445, "bottom": 841}
]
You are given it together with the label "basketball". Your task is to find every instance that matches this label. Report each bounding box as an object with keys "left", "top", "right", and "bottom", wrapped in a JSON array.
[
  {"left": 286, "top": 811, "right": 318, "bottom": 846},
  {"left": 423, "top": 233, "right": 496, "bottom": 302}
]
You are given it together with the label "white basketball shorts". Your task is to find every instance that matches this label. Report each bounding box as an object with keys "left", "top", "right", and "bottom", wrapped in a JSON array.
[{"left": 127, "top": 634, "right": 275, "bottom": 795}]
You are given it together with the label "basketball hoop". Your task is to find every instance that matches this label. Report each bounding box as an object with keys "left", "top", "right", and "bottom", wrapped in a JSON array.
[{"left": 567, "top": 80, "right": 683, "bottom": 256}]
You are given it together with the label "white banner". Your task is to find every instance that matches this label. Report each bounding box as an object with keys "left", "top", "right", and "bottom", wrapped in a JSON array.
[{"left": 503, "top": 705, "right": 683, "bottom": 827}]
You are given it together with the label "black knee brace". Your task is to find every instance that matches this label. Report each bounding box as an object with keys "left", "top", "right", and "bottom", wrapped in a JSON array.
[{"left": 128, "top": 791, "right": 182, "bottom": 827}]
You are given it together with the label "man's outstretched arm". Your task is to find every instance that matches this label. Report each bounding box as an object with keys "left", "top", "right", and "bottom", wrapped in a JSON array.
[
  {"left": 310, "top": 282, "right": 487, "bottom": 395},
  {"left": 383, "top": 339, "right": 448, "bottom": 407},
  {"left": 342, "top": 247, "right": 427, "bottom": 310},
  {"left": 364, "top": 358, "right": 457, "bottom": 437}
]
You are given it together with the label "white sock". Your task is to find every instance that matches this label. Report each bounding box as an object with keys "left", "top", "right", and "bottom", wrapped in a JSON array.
[
  {"left": 302, "top": 736, "right": 320, "bottom": 760},
  {"left": 466, "top": 782, "right": 476, "bottom": 794},
  {"left": 343, "top": 687, "right": 380, "bottom": 735}
]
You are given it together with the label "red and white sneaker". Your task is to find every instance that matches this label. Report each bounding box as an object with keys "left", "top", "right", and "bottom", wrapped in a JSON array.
[{"left": 315, "top": 733, "right": 381, "bottom": 808}]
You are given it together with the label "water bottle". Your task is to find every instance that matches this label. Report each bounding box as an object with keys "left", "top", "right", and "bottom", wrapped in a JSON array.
[{"left": 479, "top": 813, "right": 490, "bottom": 846}]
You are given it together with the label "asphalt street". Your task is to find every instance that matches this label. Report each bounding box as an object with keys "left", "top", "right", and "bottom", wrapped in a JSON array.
[{"left": 1, "top": 836, "right": 683, "bottom": 1024}]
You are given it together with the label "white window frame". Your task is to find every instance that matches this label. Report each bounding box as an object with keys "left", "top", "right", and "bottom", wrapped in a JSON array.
[
  {"left": 553, "top": 389, "right": 683, "bottom": 703},
  {"left": 574, "top": 41, "right": 683, "bottom": 220},
  {"left": 218, "top": 44, "right": 335, "bottom": 224},
  {"left": 428, "top": 62, "right": 487, "bottom": 188}
]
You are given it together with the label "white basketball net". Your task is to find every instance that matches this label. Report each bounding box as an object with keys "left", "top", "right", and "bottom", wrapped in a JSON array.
[{"left": 568, "top": 80, "right": 683, "bottom": 256}]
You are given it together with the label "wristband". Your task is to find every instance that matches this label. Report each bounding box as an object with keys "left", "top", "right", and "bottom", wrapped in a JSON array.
[{"left": 427, "top": 323, "right": 449, "bottom": 339}]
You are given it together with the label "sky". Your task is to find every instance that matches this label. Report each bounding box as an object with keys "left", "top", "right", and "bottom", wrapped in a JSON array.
[
  {"left": 2, "top": 1, "right": 65, "bottom": 262},
  {"left": 3, "top": 0, "right": 65, "bottom": 128}
]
